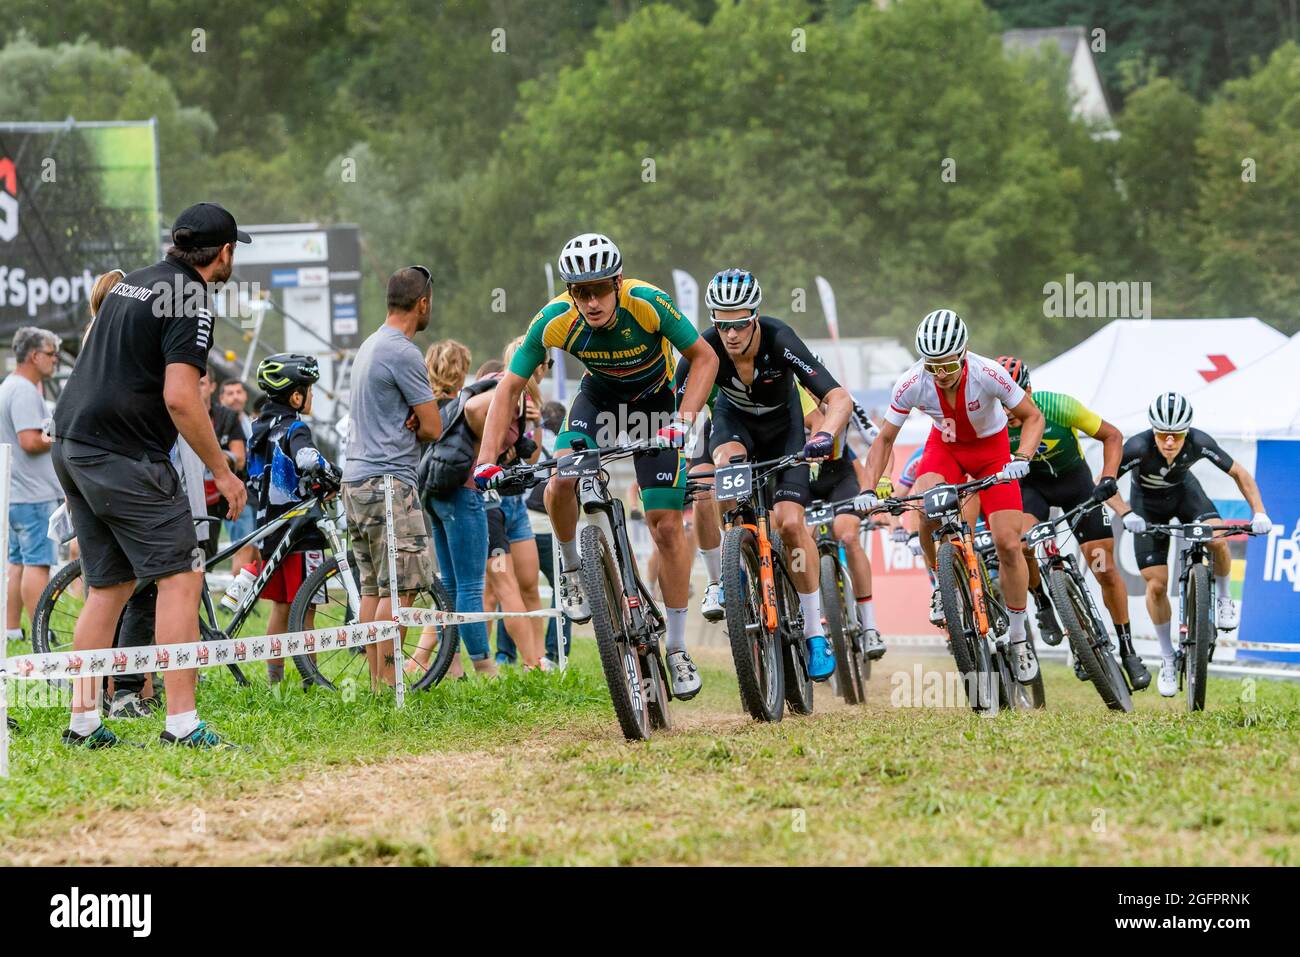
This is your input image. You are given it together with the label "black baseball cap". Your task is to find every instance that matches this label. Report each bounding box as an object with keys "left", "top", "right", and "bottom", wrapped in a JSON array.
[{"left": 170, "top": 202, "right": 252, "bottom": 249}]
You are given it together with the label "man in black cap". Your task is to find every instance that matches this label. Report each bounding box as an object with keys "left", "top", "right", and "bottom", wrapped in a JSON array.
[{"left": 52, "top": 202, "right": 251, "bottom": 750}]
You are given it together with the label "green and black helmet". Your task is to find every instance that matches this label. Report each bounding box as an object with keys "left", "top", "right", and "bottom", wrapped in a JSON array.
[{"left": 256, "top": 353, "right": 320, "bottom": 399}]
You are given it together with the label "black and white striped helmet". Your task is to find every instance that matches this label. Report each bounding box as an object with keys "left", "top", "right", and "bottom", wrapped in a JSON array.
[
  {"left": 705, "top": 268, "right": 762, "bottom": 311},
  {"left": 557, "top": 233, "right": 622, "bottom": 283},
  {"left": 1148, "top": 392, "right": 1193, "bottom": 431},
  {"left": 915, "top": 309, "right": 968, "bottom": 359}
]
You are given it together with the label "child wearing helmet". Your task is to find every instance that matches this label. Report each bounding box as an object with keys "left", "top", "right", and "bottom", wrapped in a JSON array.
[{"left": 245, "top": 353, "right": 340, "bottom": 682}]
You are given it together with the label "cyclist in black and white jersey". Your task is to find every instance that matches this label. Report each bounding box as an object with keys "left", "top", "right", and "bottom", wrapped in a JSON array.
[
  {"left": 674, "top": 269, "right": 857, "bottom": 681},
  {"left": 1112, "top": 392, "right": 1272, "bottom": 696}
]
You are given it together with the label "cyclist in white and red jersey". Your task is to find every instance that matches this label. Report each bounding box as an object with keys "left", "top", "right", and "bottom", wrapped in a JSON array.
[{"left": 861, "top": 309, "right": 1046, "bottom": 681}]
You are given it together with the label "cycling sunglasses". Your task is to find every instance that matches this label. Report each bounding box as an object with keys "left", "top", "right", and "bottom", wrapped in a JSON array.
[
  {"left": 711, "top": 311, "right": 757, "bottom": 332},
  {"left": 409, "top": 264, "right": 432, "bottom": 298},
  {"left": 924, "top": 354, "right": 965, "bottom": 376},
  {"left": 568, "top": 279, "right": 617, "bottom": 302},
  {"left": 1154, "top": 429, "right": 1189, "bottom": 441}
]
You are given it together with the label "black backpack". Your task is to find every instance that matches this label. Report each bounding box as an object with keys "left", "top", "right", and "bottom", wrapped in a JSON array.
[{"left": 419, "top": 377, "right": 528, "bottom": 503}]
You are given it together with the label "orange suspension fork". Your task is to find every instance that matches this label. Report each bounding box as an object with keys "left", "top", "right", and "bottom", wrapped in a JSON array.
[
  {"left": 755, "top": 517, "right": 779, "bottom": 633},
  {"left": 960, "top": 530, "right": 991, "bottom": 635}
]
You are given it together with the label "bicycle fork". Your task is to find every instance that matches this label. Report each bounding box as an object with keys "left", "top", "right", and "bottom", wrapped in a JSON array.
[{"left": 756, "top": 515, "right": 779, "bottom": 634}]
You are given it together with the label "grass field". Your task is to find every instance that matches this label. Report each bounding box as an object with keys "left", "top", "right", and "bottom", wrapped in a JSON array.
[{"left": 3, "top": 632, "right": 1298, "bottom": 865}]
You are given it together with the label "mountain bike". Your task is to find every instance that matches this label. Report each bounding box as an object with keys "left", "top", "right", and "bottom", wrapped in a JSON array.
[
  {"left": 877, "top": 475, "right": 1037, "bottom": 714},
  {"left": 1144, "top": 522, "right": 1262, "bottom": 713},
  {"left": 1017, "top": 498, "right": 1133, "bottom": 711},
  {"left": 971, "top": 524, "right": 1046, "bottom": 710},
  {"left": 31, "top": 496, "right": 458, "bottom": 694},
  {"left": 496, "top": 440, "right": 674, "bottom": 740},
  {"left": 804, "top": 496, "right": 870, "bottom": 705},
  {"left": 712, "top": 452, "right": 815, "bottom": 723}
]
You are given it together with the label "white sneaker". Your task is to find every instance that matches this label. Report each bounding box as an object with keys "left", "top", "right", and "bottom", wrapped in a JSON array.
[
  {"left": 1158, "top": 656, "right": 1178, "bottom": 696},
  {"left": 666, "top": 651, "right": 702, "bottom": 699},
  {"left": 1012, "top": 639, "right": 1039, "bottom": 682},
  {"left": 701, "top": 581, "right": 724, "bottom": 622},
  {"left": 929, "top": 589, "right": 945, "bottom": 626},
  {"left": 1216, "top": 595, "right": 1239, "bottom": 631},
  {"left": 864, "top": 628, "right": 886, "bottom": 660},
  {"left": 558, "top": 568, "right": 591, "bottom": 624}
]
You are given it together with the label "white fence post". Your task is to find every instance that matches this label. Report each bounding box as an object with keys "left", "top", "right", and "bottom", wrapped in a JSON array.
[
  {"left": 383, "top": 475, "right": 406, "bottom": 709},
  {"left": 0, "top": 443, "right": 11, "bottom": 777}
]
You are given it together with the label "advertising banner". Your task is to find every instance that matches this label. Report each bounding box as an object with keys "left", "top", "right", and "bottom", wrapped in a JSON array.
[{"left": 1238, "top": 438, "right": 1300, "bottom": 663}]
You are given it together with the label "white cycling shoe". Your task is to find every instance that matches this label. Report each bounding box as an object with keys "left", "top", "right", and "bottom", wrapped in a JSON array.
[
  {"left": 929, "top": 589, "right": 945, "bottom": 627},
  {"left": 1011, "top": 639, "right": 1039, "bottom": 683},
  {"left": 558, "top": 568, "right": 591, "bottom": 624},
  {"left": 1158, "top": 656, "right": 1178, "bottom": 696},
  {"left": 864, "top": 628, "right": 886, "bottom": 660},
  {"left": 666, "top": 651, "right": 702, "bottom": 699},
  {"left": 701, "top": 581, "right": 724, "bottom": 622},
  {"left": 1216, "top": 595, "right": 1239, "bottom": 631}
]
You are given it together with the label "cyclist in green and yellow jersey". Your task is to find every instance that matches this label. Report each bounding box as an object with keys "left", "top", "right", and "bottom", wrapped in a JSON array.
[
  {"left": 475, "top": 233, "right": 719, "bottom": 698},
  {"left": 998, "top": 356, "right": 1149, "bottom": 690}
]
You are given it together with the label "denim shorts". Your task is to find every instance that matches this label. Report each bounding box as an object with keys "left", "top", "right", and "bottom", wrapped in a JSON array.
[
  {"left": 8, "top": 499, "right": 58, "bottom": 566},
  {"left": 499, "top": 494, "right": 533, "bottom": 544},
  {"left": 224, "top": 501, "right": 257, "bottom": 548}
]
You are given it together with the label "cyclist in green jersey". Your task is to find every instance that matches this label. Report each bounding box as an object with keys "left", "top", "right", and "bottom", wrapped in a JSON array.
[
  {"left": 997, "top": 356, "right": 1149, "bottom": 690},
  {"left": 475, "top": 233, "right": 719, "bottom": 698}
]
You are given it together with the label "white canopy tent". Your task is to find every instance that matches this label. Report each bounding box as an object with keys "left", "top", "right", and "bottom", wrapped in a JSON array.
[{"left": 1033, "top": 318, "right": 1286, "bottom": 422}]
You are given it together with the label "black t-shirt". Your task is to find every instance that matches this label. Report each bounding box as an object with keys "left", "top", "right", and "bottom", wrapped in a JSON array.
[
  {"left": 1118, "top": 428, "right": 1234, "bottom": 496},
  {"left": 55, "top": 255, "right": 214, "bottom": 461},
  {"left": 674, "top": 315, "right": 838, "bottom": 419}
]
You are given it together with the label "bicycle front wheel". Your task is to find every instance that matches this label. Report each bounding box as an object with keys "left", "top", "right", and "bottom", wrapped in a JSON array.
[
  {"left": 1186, "top": 564, "right": 1213, "bottom": 713},
  {"left": 580, "top": 523, "right": 653, "bottom": 740},
  {"left": 937, "top": 541, "right": 994, "bottom": 712},
  {"left": 721, "top": 525, "right": 784, "bottom": 722},
  {"left": 1049, "top": 568, "right": 1131, "bottom": 712},
  {"left": 288, "top": 557, "right": 459, "bottom": 692}
]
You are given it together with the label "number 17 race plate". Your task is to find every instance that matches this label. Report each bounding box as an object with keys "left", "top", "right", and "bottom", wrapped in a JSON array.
[{"left": 715, "top": 464, "right": 753, "bottom": 498}]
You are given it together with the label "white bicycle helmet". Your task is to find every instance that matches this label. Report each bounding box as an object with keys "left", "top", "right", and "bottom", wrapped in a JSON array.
[
  {"left": 915, "top": 309, "right": 968, "bottom": 359},
  {"left": 705, "top": 268, "right": 762, "bottom": 312},
  {"left": 557, "top": 233, "right": 622, "bottom": 283},
  {"left": 1148, "top": 392, "right": 1193, "bottom": 431}
]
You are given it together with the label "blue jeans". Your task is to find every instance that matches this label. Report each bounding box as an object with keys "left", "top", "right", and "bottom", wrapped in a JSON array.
[
  {"left": 426, "top": 487, "right": 490, "bottom": 660},
  {"left": 8, "top": 500, "right": 58, "bottom": 566},
  {"left": 490, "top": 531, "right": 572, "bottom": 663}
]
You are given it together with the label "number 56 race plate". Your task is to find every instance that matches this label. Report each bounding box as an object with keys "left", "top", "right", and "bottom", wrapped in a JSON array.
[{"left": 715, "top": 463, "right": 753, "bottom": 498}]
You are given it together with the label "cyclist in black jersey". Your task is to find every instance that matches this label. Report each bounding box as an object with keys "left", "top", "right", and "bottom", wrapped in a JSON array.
[
  {"left": 674, "top": 268, "right": 855, "bottom": 681},
  {"left": 1111, "top": 392, "right": 1272, "bottom": 696}
]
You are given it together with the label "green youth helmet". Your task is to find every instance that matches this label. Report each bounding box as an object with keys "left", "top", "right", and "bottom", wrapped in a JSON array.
[{"left": 257, "top": 353, "right": 320, "bottom": 399}]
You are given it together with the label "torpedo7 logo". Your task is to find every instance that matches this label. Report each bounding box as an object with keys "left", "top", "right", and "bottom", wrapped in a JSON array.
[{"left": 0, "top": 158, "right": 17, "bottom": 243}]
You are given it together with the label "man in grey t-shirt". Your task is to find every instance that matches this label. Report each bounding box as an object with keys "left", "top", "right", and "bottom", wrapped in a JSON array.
[
  {"left": 341, "top": 266, "right": 441, "bottom": 689},
  {"left": 0, "top": 327, "right": 64, "bottom": 642}
]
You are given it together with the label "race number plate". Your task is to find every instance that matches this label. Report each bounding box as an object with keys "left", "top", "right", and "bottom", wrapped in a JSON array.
[
  {"left": 1026, "top": 522, "right": 1055, "bottom": 545},
  {"left": 557, "top": 449, "right": 601, "bottom": 478},
  {"left": 923, "top": 484, "right": 959, "bottom": 519},
  {"left": 973, "top": 529, "right": 994, "bottom": 552},
  {"left": 1182, "top": 523, "right": 1213, "bottom": 541},
  {"left": 806, "top": 503, "right": 833, "bottom": 527},
  {"left": 715, "top": 464, "right": 753, "bottom": 498}
]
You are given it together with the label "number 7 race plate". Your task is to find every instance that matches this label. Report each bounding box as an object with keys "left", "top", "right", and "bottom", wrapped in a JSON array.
[
  {"left": 557, "top": 449, "right": 601, "bottom": 478},
  {"left": 715, "top": 464, "right": 753, "bottom": 498}
]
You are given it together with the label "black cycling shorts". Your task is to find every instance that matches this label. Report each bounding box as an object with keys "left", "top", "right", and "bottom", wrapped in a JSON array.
[
  {"left": 1020, "top": 463, "right": 1112, "bottom": 544},
  {"left": 688, "top": 417, "right": 713, "bottom": 470},
  {"left": 709, "top": 396, "right": 810, "bottom": 507},
  {"left": 556, "top": 385, "right": 686, "bottom": 512},
  {"left": 53, "top": 438, "right": 200, "bottom": 587},
  {"left": 1129, "top": 473, "right": 1220, "bottom": 570},
  {"left": 810, "top": 456, "right": 860, "bottom": 515}
]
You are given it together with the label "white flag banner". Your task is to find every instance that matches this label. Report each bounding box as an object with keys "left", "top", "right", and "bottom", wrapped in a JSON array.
[
  {"left": 673, "top": 269, "right": 700, "bottom": 329},
  {"left": 544, "top": 262, "right": 567, "bottom": 401},
  {"left": 815, "top": 275, "right": 850, "bottom": 387}
]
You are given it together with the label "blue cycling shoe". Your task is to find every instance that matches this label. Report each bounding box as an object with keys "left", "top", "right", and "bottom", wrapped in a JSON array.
[{"left": 806, "top": 635, "right": 836, "bottom": 682}]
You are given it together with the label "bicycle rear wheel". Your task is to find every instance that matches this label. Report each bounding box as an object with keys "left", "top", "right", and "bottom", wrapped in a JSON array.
[
  {"left": 1048, "top": 568, "right": 1131, "bottom": 712},
  {"left": 721, "top": 525, "right": 784, "bottom": 722},
  {"left": 288, "top": 557, "right": 459, "bottom": 692},
  {"left": 1186, "top": 564, "right": 1213, "bottom": 713},
  {"left": 580, "top": 524, "right": 653, "bottom": 740},
  {"left": 936, "top": 541, "right": 994, "bottom": 712},
  {"left": 821, "top": 553, "right": 864, "bottom": 704}
]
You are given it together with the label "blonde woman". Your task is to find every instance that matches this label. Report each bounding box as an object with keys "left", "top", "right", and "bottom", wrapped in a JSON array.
[
  {"left": 415, "top": 340, "right": 498, "bottom": 677},
  {"left": 484, "top": 336, "right": 547, "bottom": 668}
]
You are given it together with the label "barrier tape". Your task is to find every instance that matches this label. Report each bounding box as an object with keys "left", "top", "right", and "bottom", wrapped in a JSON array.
[
  {"left": 3, "top": 621, "right": 397, "bottom": 682},
  {"left": 398, "top": 607, "right": 564, "bottom": 627},
  {"left": 382, "top": 475, "right": 407, "bottom": 710},
  {"left": 1216, "top": 638, "right": 1300, "bottom": 653}
]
